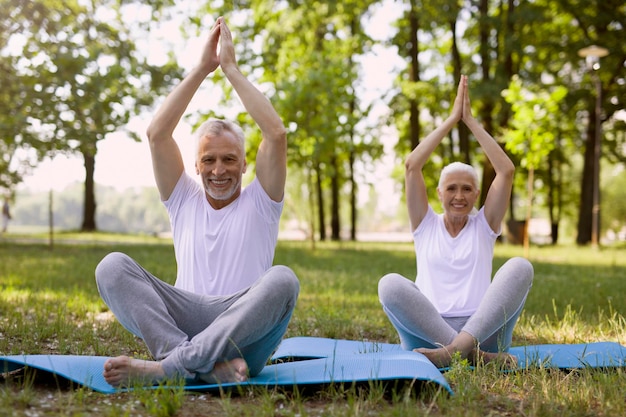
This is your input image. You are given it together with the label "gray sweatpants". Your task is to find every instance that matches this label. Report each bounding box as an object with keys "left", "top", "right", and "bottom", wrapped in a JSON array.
[
  {"left": 95, "top": 252, "right": 299, "bottom": 379},
  {"left": 378, "top": 257, "right": 533, "bottom": 353}
]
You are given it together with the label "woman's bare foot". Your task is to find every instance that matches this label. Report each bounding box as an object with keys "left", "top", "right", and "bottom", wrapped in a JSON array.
[
  {"left": 414, "top": 346, "right": 454, "bottom": 368},
  {"left": 414, "top": 331, "right": 477, "bottom": 368},
  {"left": 103, "top": 355, "right": 165, "bottom": 387},
  {"left": 199, "top": 358, "right": 248, "bottom": 384}
]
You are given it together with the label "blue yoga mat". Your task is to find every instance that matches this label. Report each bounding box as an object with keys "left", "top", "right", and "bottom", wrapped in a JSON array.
[
  {"left": 5, "top": 337, "right": 621, "bottom": 394},
  {"left": 271, "top": 337, "right": 402, "bottom": 361},
  {"left": 272, "top": 337, "right": 626, "bottom": 370},
  {"left": 509, "top": 342, "right": 626, "bottom": 369},
  {"left": 0, "top": 348, "right": 451, "bottom": 394}
]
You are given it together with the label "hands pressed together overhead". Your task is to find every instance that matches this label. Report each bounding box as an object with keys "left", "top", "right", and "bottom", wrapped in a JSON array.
[
  {"left": 200, "top": 17, "right": 238, "bottom": 76},
  {"left": 450, "top": 74, "right": 477, "bottom": 125}
]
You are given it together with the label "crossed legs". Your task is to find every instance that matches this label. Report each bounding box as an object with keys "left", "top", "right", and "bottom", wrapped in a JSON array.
[
  {"left": 95, "top": 252, "right": 299, "bottom": 386},
  {"left": 378, "top": 257, "right": 533, "bottom": 367}
]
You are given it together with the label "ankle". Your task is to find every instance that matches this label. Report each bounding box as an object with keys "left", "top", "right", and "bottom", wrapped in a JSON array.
[{"left": 448, "top": 332, "right": 478, "bottom": 358}]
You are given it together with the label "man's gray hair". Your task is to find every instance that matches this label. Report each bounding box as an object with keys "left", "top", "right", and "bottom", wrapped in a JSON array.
[
  {"left": 193, "top": 118, "right": 246, "bottom": 153},
  {"left": 438, "top": 162, "right": 479, "bottom": 190}
]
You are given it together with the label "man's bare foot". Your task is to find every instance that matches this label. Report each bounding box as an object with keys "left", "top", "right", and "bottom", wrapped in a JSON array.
[
  {"left": 198, "top": 358, "right": 248, "bottom": 384},
  {"left": 103, "top": 355, "right": 165, "bottom": 387},
  {"left": 414, "top": 346, "right": 455, "bottom": 368}
]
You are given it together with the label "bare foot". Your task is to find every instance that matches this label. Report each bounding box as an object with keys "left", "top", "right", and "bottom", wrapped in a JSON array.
[
  {"left": 414, "top": 346, "right": 454, "bottom": 368},
  {"left": 414, "top": 332, "right": 480, "bottom": 368},
  {"left": 103, "top": 355, "right": 165, "bottom": 387},
  {"left": 198, "top": 358, "right": 248, "bottom": 384}
]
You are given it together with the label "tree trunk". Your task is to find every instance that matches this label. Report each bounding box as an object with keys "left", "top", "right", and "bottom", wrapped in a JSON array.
[
  {"left": 330, "top": 155, "right": 340, "bottom": 241},
  {"left": 576, "top": 108, "right": 596, "bottom": 245},
  {"left": 449, "top": 18, "right": 469, "bottom": 164},
  {"left": 81, "top": 151, "right": 97, "bottom": 232},
  {"left": 408, "top": 1, "right": 421, "bottom": 151},
  {"left": 547, "top": 146, "right": 563, "bottom": 245},
  {"left": 315, "top": 163, "right": 326, "bottom": 241},
  {"left": 477, "top": 0, "right": 496, "bottom": 208},
  {"left": 307, "top": 167, "right": 316, "bottom": 249},
  {"left": 349, "top": 149, "right": 356, "bottom": 241}
]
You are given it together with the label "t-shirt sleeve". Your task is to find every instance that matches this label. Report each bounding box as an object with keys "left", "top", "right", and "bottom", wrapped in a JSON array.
[
  {"left": 476, "top": 207, "right": 501, "bottom": 239},
  {"left": 163, "top": 172, "right": 200, "bottom": 221},
  {"left": 248, "top": 178, "right": 283, "bottom": 225}
]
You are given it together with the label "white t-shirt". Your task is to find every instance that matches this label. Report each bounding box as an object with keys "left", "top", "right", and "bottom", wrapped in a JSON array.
[
  {"left": 413, "top": 206, "right": 500, "bottom": 317},
  {"left": 164, "top": 173, "right": 283, "bottom": 296}
]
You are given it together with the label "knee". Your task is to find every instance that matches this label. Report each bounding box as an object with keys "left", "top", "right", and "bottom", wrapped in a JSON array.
[
  {"left": 268, "top": 265, "right": 300, "bottom": 301},
  {"left": 378, "top": 273, "right": 406, "bottom": 305},
  {"left": 95, "top": 252, "right": 131, "bottom": 289},
  {"left": 508, "top": 257, "right": 534, "bottom": 287}
]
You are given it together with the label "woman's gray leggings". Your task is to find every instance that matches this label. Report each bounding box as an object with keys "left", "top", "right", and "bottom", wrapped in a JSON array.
[
  {"left": 378, "top": 257, "right": 533, "bottom": 352},
  {"left": 95, "top": 252, "right": 299, "bottom": 379}
]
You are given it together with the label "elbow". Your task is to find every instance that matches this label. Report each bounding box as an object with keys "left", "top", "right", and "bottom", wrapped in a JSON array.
[
  {"left": 145, "top": 123, "right": 156, "bottom": 144},
  {"left": 145, "top": 121, "right": 164, "bottom": 146},
  {"left": 272, "top": 125, "right": 288, "bottom": 142},
  {"left": 502, "top": 161, "right": 515, "bottom": 180},
  {"left": 266, "top": 125, "right": 288, "bottom": 145},
  {"left": 404, "top": 155, "right": 422, "bottom": 174}
]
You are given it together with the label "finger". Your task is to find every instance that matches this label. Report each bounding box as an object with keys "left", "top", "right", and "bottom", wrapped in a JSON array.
[
  {"left": 220, "top": 19, "right": 233, "bottom": 42},
  {"left": 456, "top": 75, "right": 465, "bottom": 97}
]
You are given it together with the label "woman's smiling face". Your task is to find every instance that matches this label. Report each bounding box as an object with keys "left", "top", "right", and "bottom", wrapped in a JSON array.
[{"left": 437, "top": 171, "right": 479, "bottom": 217}]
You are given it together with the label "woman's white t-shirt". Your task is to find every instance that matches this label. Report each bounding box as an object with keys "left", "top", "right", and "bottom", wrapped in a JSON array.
[
  {"left": 413, "top": 206, "right": 500, "bottom": 317},
  {"left": 164, "top": 173, "right": 283, "bottom": 296}
]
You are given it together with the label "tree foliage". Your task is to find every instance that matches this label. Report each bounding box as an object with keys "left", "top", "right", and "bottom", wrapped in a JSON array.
[
  {"left": 0, "top": 0, "right": 181, "bottom": 230},
  {"left": 387, "top": 0, "right": 624, "bottom": 244},
  {"left": 3, "top": 0, "right": 625, "bottom": 243},
  {"left": 197, "top": 0, "right": 384, "bottom": 241}
]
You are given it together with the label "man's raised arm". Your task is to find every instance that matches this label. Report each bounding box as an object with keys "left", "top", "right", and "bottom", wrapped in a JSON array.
[
  {"left": 146, "top": 19, "right": 222, "bottom": 201},
  {"left": 217, "top": 20, "right": 287, "bottom": 202}
]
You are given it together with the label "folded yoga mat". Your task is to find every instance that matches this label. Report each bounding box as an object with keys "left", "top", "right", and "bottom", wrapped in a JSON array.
[
  {"left": 272, "top": 337, "right": 626, "bottom": 370},
  {"left": 271, "top": 337, "right": 402, "bottom": 361},
  {"left": 0, "top": 349, "right": 452, "bottom": 394}
]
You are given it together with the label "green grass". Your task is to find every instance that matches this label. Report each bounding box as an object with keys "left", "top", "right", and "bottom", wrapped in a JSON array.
[{"left": 0, "top": 235, "right": 625, "bottom": 416}]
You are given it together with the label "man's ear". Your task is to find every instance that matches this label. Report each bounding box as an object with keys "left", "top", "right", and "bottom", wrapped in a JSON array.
[
  {"left": 195, "top": 161, "right": 200, "bottom": 175},
  {"left": 243, "top": 160, "right": 248, "bottom": 173}
]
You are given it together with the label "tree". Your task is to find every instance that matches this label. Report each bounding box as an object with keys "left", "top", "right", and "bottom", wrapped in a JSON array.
[
  {"left": 387, "top": 0, "right": 624, "bottom": 246},
  {"left": 2, "top": 0, "right": 180, "bottom": 231},
  {"left": 502, "top": 76, "right": 568, "bottom": 249},
  {"left": 0, "top": 0, "right": 47, "bottom": 193},
  {"left": 199, "top": 0, "right": 384, "bottom": 241},
  {"left": 512, "top": 0, "right": 625, "bottom": 245}
]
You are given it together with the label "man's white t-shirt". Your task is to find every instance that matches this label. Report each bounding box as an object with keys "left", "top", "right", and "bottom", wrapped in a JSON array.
[
  {"left": 164, "top": 173, "right": 283, "bottom": 296},
  {"left": 413, "top": 206, "right": 500, "bottom": 317}
]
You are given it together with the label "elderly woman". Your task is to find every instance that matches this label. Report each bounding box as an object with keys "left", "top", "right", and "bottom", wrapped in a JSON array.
[{"left": 378, "top": 75, "right": 533, "bottom": 368}]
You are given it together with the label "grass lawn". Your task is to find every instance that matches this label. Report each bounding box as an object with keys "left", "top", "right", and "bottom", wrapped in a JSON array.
[{"left": 0, "top": 234, "right": 625, "bottom": 416}]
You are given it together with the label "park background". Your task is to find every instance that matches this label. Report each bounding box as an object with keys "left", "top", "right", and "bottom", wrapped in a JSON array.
[{"left": 2, "top": 0, "right": 625, "bottom": 245}]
